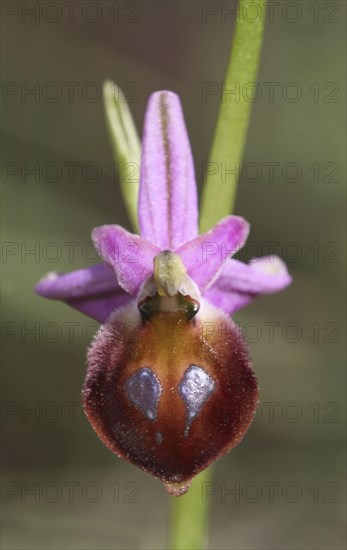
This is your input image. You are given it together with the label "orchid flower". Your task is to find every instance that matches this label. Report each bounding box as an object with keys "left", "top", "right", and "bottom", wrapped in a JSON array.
[{"left": 36, "top": 91, "right": 291, "bottom": 496}]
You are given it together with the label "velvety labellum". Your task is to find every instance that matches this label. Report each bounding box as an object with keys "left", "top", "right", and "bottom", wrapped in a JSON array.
[{"left": 83, "top": 292, "right": 258, "bottom": 496}]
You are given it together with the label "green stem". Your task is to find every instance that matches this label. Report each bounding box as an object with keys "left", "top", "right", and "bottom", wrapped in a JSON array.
[
  {"left": 169, "top": 468, "right": 211, "bottom": 550},
  {"left": 200, "top": 0, "right": 267, "bottom": 233}
]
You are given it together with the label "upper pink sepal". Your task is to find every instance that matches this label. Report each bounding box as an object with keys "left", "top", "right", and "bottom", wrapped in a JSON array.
[{"left": 138, "top": 91, "right": 198, "bottom": 250}]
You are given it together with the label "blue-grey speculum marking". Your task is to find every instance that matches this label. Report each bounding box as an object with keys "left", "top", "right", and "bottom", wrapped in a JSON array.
[
  {"left": 178, "top": 365, "right": 215, "bottom": 437},
  {"left": 125, "top": 367, "right": 162, "bottom": 421}
]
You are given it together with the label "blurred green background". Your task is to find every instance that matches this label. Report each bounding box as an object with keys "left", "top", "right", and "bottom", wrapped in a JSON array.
[{"left": 1, "top": 1, "right": 346, "bottom": 549}]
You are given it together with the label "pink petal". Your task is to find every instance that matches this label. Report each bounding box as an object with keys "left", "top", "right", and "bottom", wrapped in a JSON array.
[
  {"left": 214, "top": 256, "right": 292, "bottom": 294},
  {"left": 35, "top": 263, "right": 119, "bottom": 299},
  {"left": 138, "top": 91, "right": 198, "bottom": 249},
  {"left": 204, "top": 286, "right": 255, "bottom": 315},
  {"left": 67, "top": 292, "right": 132, "bottom": 323},
  {"left": 177, "top": 216, "right": 249, "bottom": 292},
  {"left": 92, "top": 225, "right": 160, "bottom": 295},
  {"left": 35, "top": 263, "right": 131, "bottom": 323},
  {"left": 205, "top": 256, "right": 292, "bottom": 315}
]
